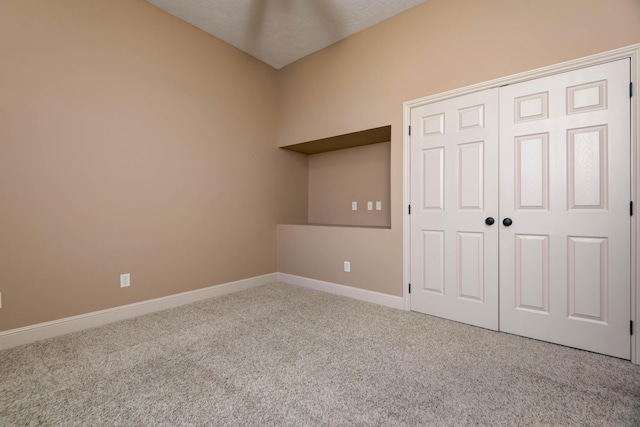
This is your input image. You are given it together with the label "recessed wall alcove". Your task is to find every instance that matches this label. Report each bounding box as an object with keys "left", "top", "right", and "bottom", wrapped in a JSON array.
[{"left": 281, "top": 125, "right": 391, "bottom": 228}]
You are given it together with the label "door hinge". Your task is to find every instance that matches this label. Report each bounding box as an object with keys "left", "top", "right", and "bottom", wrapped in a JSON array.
[
  {"left": 630, "top": 82, "right": 633, "bottom": 98},
  {"left": 408, "top": 204, "right": 411, "bottom": 215},
  {"left": 631, "top": 201, "right": 634, "bottom": 216},
  {"left": 408, "top": 283, "right": 411, "bottom": 294},
  {"left": 408, "top": 125, "right": 412, "bottom": 136},
  {"left": 631, "top": 320, "right": 634, "bottom": 336}
]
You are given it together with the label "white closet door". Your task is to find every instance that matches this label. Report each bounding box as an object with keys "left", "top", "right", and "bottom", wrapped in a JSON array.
[
  {"left": 410, "top": 89, "right": 499, "bottom": 330},
  {"left": 499, "top": 59, "right": 631, "bottom": 359}
]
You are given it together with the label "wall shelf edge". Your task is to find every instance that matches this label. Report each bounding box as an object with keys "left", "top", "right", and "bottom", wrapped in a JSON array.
[{"left": 279, "top": 125, "right": 391, "bottom": 155}]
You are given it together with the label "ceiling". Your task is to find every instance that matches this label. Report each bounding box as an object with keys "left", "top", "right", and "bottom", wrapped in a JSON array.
[{"left": 145, "top": 0, "right": 428, "bottom": 69}]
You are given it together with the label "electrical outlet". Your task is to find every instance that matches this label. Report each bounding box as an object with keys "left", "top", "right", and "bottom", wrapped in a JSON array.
[
  {"left": 344, "top": 261, "right": 351, "bottom": 272},
  {"left": 120, "top": 273, "right": 131, "bottom": 288}
]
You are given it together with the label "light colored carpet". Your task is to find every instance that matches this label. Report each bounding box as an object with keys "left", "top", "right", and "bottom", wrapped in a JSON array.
[{"left": 1, "top": 282, "right": 639, "bottom": 426}]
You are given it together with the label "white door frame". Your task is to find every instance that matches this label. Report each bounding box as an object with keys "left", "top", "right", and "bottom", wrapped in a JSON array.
[{"left": 403, "top": 43, "right": 640, "bottom": 364}]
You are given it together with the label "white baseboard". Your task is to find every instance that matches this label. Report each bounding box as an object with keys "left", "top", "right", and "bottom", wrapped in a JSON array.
[
  {"left": 1, "top": 273, "right": 403, "bottom": 351},
  {"left": 277, "top": 273, "right": 405, "bottom": 310},
  {"left": 0, "top": 273, "right": 277, "bottom": 351}
]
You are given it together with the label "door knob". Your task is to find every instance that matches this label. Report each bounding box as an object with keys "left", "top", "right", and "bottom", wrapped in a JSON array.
[
  {"left": 503, "top": 218, "right": 513, "bottom": 227},
  {"left": 485, "top": 217, "right": 495, "bottom": 225}
]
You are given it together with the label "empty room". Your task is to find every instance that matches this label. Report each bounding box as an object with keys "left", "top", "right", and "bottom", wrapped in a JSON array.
[{"left": 2, "top": 0, "right": 640, "bottom": 425}]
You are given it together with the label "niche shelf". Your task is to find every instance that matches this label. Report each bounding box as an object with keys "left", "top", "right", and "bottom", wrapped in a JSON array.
[
  {"left": 280, "top": 125, "right": 391, "bottom": 155},
  {"left": 280, "top": 125, "right": 391, "bottom": 229}
]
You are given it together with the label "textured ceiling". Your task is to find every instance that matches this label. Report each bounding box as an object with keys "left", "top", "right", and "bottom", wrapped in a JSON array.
[{"left": 145, "top": 0, "right": 428, "bottom": 69}]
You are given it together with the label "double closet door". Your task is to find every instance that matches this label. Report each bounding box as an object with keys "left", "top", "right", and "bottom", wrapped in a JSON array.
[{"left": 409, "top": 59, "right": 631, "bottom": 359}]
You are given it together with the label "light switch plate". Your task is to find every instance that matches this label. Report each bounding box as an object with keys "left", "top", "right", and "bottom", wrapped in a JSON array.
[
  {"left": 376, "top": 201, "right": 382, "bottom": 210},
  {"left": 367, "top": 201, "right": 373, "bottom": 210},
  {"left": 351, "top": 201, "right": 357, "bottom": 211}
]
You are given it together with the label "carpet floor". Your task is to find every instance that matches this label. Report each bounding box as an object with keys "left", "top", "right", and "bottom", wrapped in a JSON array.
[{"left": 1, "top": 282, "right": 639, "bottom": 426}]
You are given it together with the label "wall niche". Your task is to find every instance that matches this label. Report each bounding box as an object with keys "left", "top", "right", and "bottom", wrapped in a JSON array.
[{"left": 281, "top": 126, "right": 391, "bottom": 228}]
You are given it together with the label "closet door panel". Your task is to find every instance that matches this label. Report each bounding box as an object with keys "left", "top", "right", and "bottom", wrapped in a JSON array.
[
  {"left": 499, "top": 59, "right": 631, "bottom": 359},
  {"left": 410, "top": 89, "right": 499, "bottom": 330}
]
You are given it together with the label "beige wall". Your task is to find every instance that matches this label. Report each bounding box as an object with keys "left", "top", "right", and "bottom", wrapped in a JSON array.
[
  {"left": 308, "top": 142, "right": 390, "bottom": 227},
  {"left": 2, "top": 0, "right": 640, "bottom": 332},
  {"left": 0, "top": 0, "right": 307, "bottom": 331},
  {"left": 278, "top": 225, "right": 397, "bottom": 295},
  {"left": 277, "top": 0, "right": 640, "bottom": 296}
]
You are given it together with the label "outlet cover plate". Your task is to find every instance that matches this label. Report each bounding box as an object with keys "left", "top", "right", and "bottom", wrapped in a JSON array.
[{"left": 120, "top": 273, "right": 131, "bottom": 288}]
